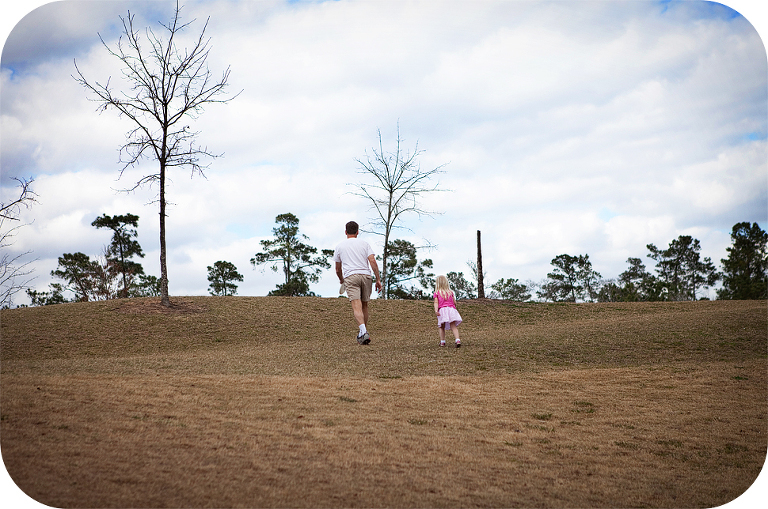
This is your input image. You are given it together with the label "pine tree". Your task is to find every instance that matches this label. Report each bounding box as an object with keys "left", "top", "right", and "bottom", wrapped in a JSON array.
[
  {"left": 207, "top": 261, "right": 243, "bottom": 296},
  {"left": 718, "top": 222, "right": 768, "bottom": 300},
  {"left": 251, "top": 213, "right": 332, "bottom": 297}
]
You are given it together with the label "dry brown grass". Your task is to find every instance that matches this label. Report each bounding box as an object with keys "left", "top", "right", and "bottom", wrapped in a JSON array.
[{"left": 1, "top": 297, "right": 766, "bottom": 508}]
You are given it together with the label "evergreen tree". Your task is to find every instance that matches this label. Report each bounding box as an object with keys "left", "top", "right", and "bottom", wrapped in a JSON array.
[
  {"left": 446, "top": 271, "right": 476, "bottom": 300},
  {"left": 91, "top": 213, "right": 145, "bottom": 298},
  {"left": 545, "top": 254, "right": 580, "bottom": 302},
  {"left": 207, "top": 261, "right": 243, "bottom": 296},
  {"left": 51, "top": 252, "right": 100, "bottom": 302},
  {"left": 617, "top": 257, "right": 647, "bottom": 301},
  {"left": 647, "top": 236, "right": 719, "bottom": 300},
  {"left": 251, "top": 213, "right": 332, "bottom": 297},
  {"left": 539, "top": 254, "right": 600, "bottom": 302},
  {"left": 577, "top": 254, "right": 602, "bottom": 302},
  {"left": 133, "top": 274, "right": 162, "bottom": 297},
  {"left": 490, "top": 278, "right": 531, "bottom": 301},
  {"left": 718, "top": 222, "right": 768, "bottom": 300},
  {"left": 383, "top": 239, "right": 434, "bottom": 299},
  {"left": 26, "top": 283, "right": 68, "bottom": 306},
  {"left": 596, "top": 280, "right": 623, "bottom": 302}
]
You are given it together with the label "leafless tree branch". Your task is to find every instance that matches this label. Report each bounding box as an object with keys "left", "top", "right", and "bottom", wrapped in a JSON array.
[
  {"left": 349, "top": 123, "right": 448, "bottom": 298},
  {"left": 72, "top": 1, "right": 239, "bottom": 306},
  {"left": 0, "top": 177, "right": 38, "bottom": 307}
]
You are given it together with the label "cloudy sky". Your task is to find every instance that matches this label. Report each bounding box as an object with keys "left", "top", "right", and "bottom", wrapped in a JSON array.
[
  {"left": 1, "top": 0, "right": 767, "bottom": 305},
  {"left": 1, "top": 2, "right": 767, "bottom": 506}
]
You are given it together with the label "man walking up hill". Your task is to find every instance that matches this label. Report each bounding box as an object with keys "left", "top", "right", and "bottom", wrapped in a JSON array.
[{"left": 334, "top": 221, "right": 382, "bottom": 345}]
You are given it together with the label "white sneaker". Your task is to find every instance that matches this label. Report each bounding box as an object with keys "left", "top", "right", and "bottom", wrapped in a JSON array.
[
  {"left": 356, "top": 332, "right": 370, "bottom": 345},
  {"left": 439, "top": 340, "right": 446, "bottom": 347},
  {"left": 455, "top": 339, "right": 461, "bottom": 348}
]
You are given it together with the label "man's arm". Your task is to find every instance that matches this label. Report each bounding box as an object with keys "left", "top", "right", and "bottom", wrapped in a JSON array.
[
  {"left": 336, "top": 262, "right": 344, "bottom": 284},
  {"left": 368, "top": 254, "right": 382, "bottom": 292}
]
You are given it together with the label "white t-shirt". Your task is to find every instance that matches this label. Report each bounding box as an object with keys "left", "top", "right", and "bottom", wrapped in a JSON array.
[{"left": 333, "top": 237, "right": 376, "bottom": 278}]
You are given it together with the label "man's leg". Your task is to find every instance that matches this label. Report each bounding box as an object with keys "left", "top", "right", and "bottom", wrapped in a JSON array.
[
  {"left": 348, "top": 275, "right": 372, "bottom": 344},
  {"left": 351, "top": 299, "right": 365, "bottom": 326},
  {"left": 351, "top": 299, "right": 370, "bottom": 344},
  {"left": 361, "top": 300, "right": 369, "bottom": 327}
]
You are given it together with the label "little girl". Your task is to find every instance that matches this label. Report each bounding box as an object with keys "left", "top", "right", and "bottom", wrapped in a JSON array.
[{"left": 433, "top": 275, "right": 462, "bottom": 347}]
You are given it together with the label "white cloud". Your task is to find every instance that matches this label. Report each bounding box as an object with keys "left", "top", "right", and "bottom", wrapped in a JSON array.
[{"left": 2, "top": 0, "right": 766, "bottom": 306}]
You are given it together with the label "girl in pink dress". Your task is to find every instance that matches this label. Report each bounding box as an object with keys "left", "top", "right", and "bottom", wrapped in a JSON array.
[{"left": 433, "top": 275, "right": 462, "bottom": 347}]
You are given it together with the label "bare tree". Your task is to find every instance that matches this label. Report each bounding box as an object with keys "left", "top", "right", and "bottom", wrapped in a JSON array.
[
  {"left": 73, "top": 1, "right": 238, "bottom": 306},
  {"left": 352, "top": 124, "right": 447, "bottom": 299},
  {"left": 1, "top": 177, "right": 37, "bottom": 307}
]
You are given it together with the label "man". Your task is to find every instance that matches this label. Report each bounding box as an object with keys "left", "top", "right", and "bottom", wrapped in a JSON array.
[{"left": 334, "top": 221, "right": 382, "bottom": 345}]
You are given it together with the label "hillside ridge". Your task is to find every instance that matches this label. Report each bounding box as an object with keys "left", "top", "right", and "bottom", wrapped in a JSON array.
[{"left": 2, "top": 297, "right": 765, "bottom": 377}]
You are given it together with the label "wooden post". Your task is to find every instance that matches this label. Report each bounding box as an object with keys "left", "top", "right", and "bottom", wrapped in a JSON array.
[{"left": 477, "top": 230, "right": 485, "bottom": 299}]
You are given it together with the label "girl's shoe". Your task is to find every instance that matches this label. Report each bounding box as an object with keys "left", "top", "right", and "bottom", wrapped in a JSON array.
[
  {"left": 439, "top": 340, "right": 446, "bottom": 347},
  {"left": 455, "top": 339, "right": 461, "bottom": 348}
]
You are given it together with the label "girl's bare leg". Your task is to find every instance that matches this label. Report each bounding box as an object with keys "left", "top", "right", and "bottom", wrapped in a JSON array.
[
  {"left": 438, "top": 326, "right": 446, "bottom": 345},
  {"left": 450, "top": 323, "right": 461, "bottom": 346}
]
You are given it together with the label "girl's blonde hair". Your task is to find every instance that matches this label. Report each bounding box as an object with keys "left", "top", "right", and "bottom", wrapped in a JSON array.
[{"left": 435, "top": 275, "right": 454, "bottom": 299}]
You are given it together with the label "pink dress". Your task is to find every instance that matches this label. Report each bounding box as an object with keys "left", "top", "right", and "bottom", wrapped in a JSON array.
[{"left": 434, "top": 291, "right": 462, "bottom": 329}]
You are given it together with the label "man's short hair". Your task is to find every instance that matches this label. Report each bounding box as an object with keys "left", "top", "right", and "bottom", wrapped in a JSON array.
[{"left": 345, "top": 221, "right": 359, "bottom": 235}]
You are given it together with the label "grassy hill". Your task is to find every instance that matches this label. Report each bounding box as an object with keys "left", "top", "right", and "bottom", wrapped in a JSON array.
[
  {"left": 2, "top": 297, "right": 765, "bottom": 375},
  {"left": 1, "top": 298, "right": 766, "bottom": 507}
]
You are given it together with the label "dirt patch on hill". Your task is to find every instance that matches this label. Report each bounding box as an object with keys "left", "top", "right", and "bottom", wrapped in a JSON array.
[{"left": 112, "top": 297, "right": 209, "bottom": 315}]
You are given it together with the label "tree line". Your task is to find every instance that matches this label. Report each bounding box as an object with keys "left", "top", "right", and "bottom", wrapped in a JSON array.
[
  {"left": 247, "top": 218, "right": 768, "bottom": 302},
  {"left": 455, "top": 222, "right": 765, "bottom": 303},
  {"left": 326, "top": 221, "right": 765, "bottom": 303},
  {"left": 27, "top": 216, "right": 766, "bottom": 306},
  {"left": 28, "top": 211, "right": 331, "bottom": 303}
]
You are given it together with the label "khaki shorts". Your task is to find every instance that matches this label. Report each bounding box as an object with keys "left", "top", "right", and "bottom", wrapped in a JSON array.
[{"left": 344, "top": 274, "right": 373, "bottom": 302}]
